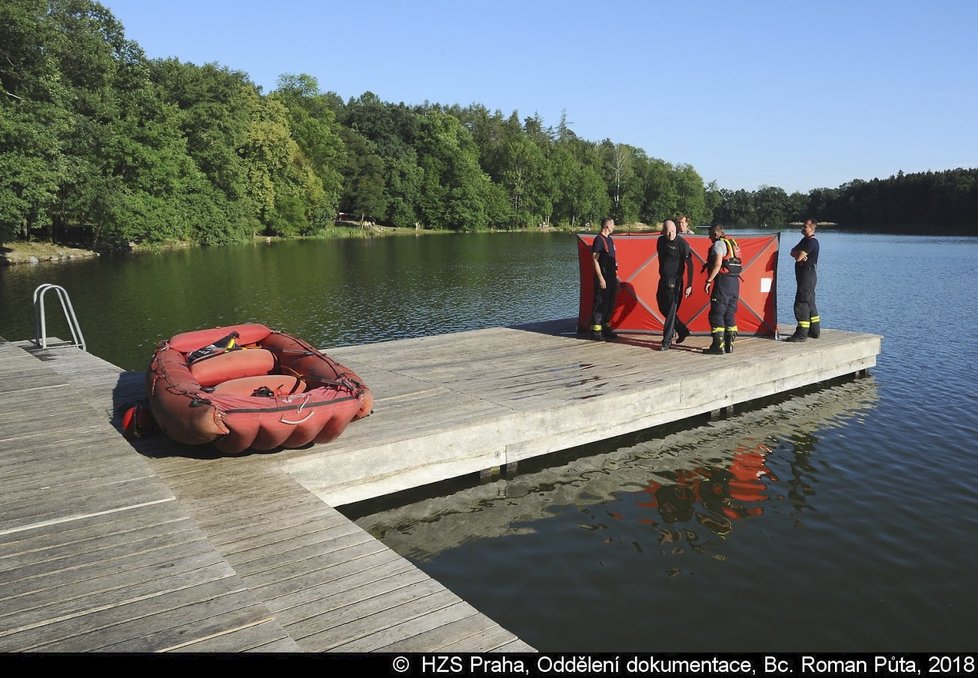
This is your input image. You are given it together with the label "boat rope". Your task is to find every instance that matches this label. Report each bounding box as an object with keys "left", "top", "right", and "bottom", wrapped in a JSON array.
[{"left": 280, "top": 392, "right": 315, "bottom": 425}]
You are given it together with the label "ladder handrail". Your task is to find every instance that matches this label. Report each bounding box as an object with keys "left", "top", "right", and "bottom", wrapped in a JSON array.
[{"left": 32, "top": 284, "right": 86, "bottom": 351}]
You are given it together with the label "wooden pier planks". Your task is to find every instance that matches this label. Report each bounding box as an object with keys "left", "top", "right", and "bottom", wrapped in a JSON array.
[
  {"left": 280, "top": 321, "right": 881, "bottom": 506},
  {"left": 0, "top": 341, "right": 297, "bottom": 652},
  {"left": 128, "top": 456, "right": 524, "bottom": 652},
  {"left": 6, "top": 338, "right": 527, "bottom": 652}
]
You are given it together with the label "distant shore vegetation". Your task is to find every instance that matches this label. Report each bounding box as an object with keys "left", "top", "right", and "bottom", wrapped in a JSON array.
[{"left": 2, "top": 0, "right": 976, "bottom": 252}]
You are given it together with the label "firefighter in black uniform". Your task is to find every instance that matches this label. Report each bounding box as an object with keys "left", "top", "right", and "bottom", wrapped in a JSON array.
[
  {"left": 703, "top": 224, "right": 741, "bottom": 355},
  {"left": 784, "top": 219, "right": 820, "bottom": 341},
  {"left": 589, "top": 217, "right": 618, "bottom": 341},
  {"left": 656, "top": 219, "right": 693, "bottom": 350}
]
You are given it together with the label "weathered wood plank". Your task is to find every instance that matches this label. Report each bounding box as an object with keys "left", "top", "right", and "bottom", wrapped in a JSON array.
[
  {"left": 247, "top": 548, "right": 408, "bottom": 603},
  {"left": 218, "top": 519, "right": 365, "bottom": 564},
  {"left": 378, "top": 611, "right": 506, "bottom": 651},
  {"left": 0, "top": 466, "right": 166, "bottom": 509},
  {"left": 0, "top": 529, "right": 211, "bottom": 591},
  {"left": 229, "top": 528, "right": 376, "bottom": 578},
  {"left": 231, "top": 537, "right": 392, "bottom": 590},
  {"left": 0, "top": 480, "right": 174, "bottom": 532},
  {"left": 103, "top": 608, "right": 285, "bottom": 653},
  {"left": 345, "top": 601, "right": 481, "bottom": 653},
  {"left": 0, "top": 344, "right": 68, "bottom": 393},
  {"left": 437, "top": 622, "right": 529, "bottom": 652},
  {"left": 0, "top": 428, "right": 150, "bottom": 474},
  {"left": 0, "top": 405, "right": 107, "bottom": 440},
  {"left": 264, "top": 558, "right": 428, "bottom": 624},
  {"left": 0, "top": 510, "right": 192, "bottom": 569},
  {"left": 202, "top": 504, "right": 349, "bottom": 548},
  {"left": 167, "top": 619, "right": 298, "bottom": 653},
  {"left": 0, "top": 548, "right": 228, "bottom": 622},
  {"left": 297, "top": 587, "right": 459, "bottom": 651},
  {"left": 247, "top": 635, "right": 303, "bottom": 652},
  {"left": 493, "top": 638, "right": 536, "bottom": 652},
  {"left": 0, "top": 560, "right": 236, "bottom": 633},
  {"left": 0, "top": 576, "right": 245, "bottom": 651},
  {"left": 286, "top": 577, "right": 450, "bottom": 641},
  {"left": 0, "top": 515, "right": 197, "bottom": 571},
  {"left": 21, "top": 588, "right": 270, "bottom": 653}
]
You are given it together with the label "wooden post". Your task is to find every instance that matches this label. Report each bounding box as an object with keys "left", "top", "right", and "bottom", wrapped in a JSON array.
[{"left": 480, "top": 466, "right": 502, "bottom": 481}]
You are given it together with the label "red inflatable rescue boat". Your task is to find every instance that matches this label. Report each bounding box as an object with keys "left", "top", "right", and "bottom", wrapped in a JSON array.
[{"left": 146, "top": 323, "right": 373, "bottom": 454}]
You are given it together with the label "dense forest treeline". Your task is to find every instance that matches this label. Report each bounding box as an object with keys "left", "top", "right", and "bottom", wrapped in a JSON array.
[
  {"left": 2, "top": 1, "right": 976, "bottom": 250},
  {"left": 713, "top": 168, "right": 978, "bottom": 232}
]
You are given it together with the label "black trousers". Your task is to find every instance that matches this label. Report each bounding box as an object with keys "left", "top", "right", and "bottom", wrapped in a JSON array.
[
  {"left": 793, "top": 268, "right": 818, "bottom": 323},
  {"left": 708, "top": 275, "right": 740, "bottom": 330},
  {"left": 591, "top": 276, "right": 619, "bottom": 331},
  {"left": 657, "top": 279, "right": 689, "bottom": 344}
]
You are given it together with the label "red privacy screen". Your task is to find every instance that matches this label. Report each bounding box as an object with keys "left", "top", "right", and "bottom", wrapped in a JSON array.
[{"left": 577, "top": 232, "right": 780, "bottom": 336}]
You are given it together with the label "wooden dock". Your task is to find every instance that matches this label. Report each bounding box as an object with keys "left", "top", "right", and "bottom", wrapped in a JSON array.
[
  {"left": 0, "top": 336, "right": 532, "bottom": 653},
  {"left": 0, "top": 319, "right": 880, "bottom": 652},
  {"left": 285, "top": 320, "right": 881, "bottom": 506},
  {"left": 0, "top": 339, "right": 296, "bottom": 652}
]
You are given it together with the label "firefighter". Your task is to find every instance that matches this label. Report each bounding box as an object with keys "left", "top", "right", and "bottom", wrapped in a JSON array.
[
  {"left": 784, "top": 218, "right": 820, "bottom": 341},
  {"left": 703, "top": 224, "right": 741, "bottom": 355},
  {"left": 656, "top": 219, "right": 693, "bottom": 350},
  {"left": 589, "top": 217, "right": 619, "bottom": 341}
]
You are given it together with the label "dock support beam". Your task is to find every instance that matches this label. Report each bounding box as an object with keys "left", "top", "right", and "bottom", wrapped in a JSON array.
[
  {"left": 710, "top": 405, "right": 735, "bottom": 419},
  {"left": 480, "top": 466, "right": 502, "bottom": 481}
]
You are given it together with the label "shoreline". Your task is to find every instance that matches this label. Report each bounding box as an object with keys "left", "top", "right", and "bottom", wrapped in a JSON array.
[
  {"left": 0, "top": 242, "right": 100, "bottom": 267},
  {"left": 0, "top": 223, "right": 589, "bottom": 267}
]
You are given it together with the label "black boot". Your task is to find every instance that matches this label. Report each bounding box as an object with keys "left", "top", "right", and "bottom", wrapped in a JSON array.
[
  {"left": 724, "top": 330, "right": 737, "bottom": 354},
  {"left": 807, "top": 320, "right": 820, "bottom": 339},
  {"left": 783, "top": 325, "right": 807, "bottom": 342},
  {"left": 676, "top": 325, "right": 689, "bottom": 344},
  {"left": 704, "top": 333, "right": 725, "bottom": 355}
]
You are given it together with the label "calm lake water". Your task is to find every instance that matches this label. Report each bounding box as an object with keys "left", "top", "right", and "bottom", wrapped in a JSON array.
[{"left": 1, "top": 230, "right": 976, "bottom": 651}]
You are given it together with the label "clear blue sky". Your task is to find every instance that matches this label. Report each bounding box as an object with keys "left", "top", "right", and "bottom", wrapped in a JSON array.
[{"left": 100, "top": 0, "right": 978, "bottom": 194}]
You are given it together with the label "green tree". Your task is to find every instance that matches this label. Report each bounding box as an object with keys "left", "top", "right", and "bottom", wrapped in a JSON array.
[
  {"left": 450, "top": 104, "right": 508, "bottom": 183},
  {"left": 415, "top": 109, "right": 493, "bottom": 230},
  {"left": 704, "top": 181, "right": 723, "bottom": 224},
  {"left": 672, "top": 164, "right": 708, "bottom": 225},
  {"left": 0, "top": 0, "right": 69, "bottom": 243},
  {"left": 273, "top": 73, "right": 346, "bottom": 227},
  {"left": 601, "top": 141, "right": 642, "bottom": 223},
  {"left": 754, "top": 185, "right": 791, "bottom": 227},
  {"left": 152, "top": 59, "right": 261, "bottom": 242},
  {"left": 640, "top": 158, "right": 679, "bottom": 224},
  {"left": 563, "top": 163, "right": 610, "bottom": 229},
  {"left": 500, "top": 136, "right": 553, "bottom": 228},
  {"left": 337, "top": 129, "right": 387, "bottom": 224},
  {"left": 384, "top": 152, "right": 423, "bottom": 227},
  {"left": 41, "top": 0, "right": 213, "bottom": 248},
  {"left": 340, "top": 92, "right": 427, "bottom": 227},
  {"left": 239, "top": 89, "right": 327, "bottom": 236}
]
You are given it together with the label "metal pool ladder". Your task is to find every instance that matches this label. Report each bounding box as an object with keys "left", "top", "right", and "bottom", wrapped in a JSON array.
[{"left": 33, "top": 284, "right": 86, "bottom": 351}]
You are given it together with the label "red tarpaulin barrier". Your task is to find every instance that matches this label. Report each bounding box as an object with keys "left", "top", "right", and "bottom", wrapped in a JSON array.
[{"left": 577, "top": 232, "right": 780, "bottom": 336}]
